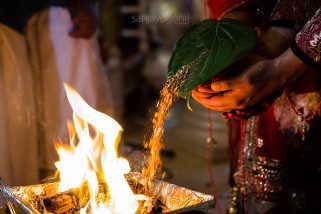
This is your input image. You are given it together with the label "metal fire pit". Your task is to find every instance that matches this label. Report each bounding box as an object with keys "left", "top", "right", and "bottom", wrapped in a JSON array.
[{"left": 0, "top": 172, "right": 215, "bottom": 214}]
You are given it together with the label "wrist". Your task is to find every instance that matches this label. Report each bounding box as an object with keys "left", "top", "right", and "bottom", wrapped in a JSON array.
[{"left": 272, "top": 48, "right": 309, "bottom": 87}]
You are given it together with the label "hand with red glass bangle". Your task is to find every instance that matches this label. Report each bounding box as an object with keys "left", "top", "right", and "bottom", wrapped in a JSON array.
[{"left": 192, "top": 49, "right": 309, "bottom": 114}]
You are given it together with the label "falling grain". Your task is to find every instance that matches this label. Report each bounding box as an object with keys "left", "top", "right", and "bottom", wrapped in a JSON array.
[{"left": 142, "top": 66, "right": 191, "bottom": 188}]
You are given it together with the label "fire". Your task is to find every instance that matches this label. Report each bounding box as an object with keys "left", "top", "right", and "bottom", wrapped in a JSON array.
[{"left": 54, "top": 84, "right": 143, "bottom": 213}]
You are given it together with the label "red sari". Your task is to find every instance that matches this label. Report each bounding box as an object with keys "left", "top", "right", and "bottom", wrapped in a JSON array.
[
  {"left": 207, "top": 0, "right": 321, "bottom": 212},
  {"left": 207, "top": 0, "right": 247, "bottom": 19}
]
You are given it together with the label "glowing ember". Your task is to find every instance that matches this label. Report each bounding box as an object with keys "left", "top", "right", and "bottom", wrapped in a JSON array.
[{"left": 54, "top": 84, "right": 145, "bottom": 213}]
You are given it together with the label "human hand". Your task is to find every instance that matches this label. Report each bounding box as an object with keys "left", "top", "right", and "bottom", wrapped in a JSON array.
[
  {"left": 192, "top": 53, "right": 265, "bottom": 98},
  {"left": 221, "top": 90, "right": 282, "bottom": 119},
  {"left": 192, "top": 49, "right": 308, "bottom": 112},
  {"left": 68, "top": 0, "right": 97, "bottom": 39}
]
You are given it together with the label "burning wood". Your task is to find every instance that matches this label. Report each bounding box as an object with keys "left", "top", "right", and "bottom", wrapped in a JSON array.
[
  {"left": 1, "top": 173, "right": 215, "bottom": 213},
  {"left": 0, "top": 85, "right": 215, "bottom": 214},
  {"left": 42, "top": 182, "right": 108, "bottom": 213},
  {"left": 51, "top": 84, "right": 144, "bottom": 213},
  {"left": 41, "top": 179, "right": 165, "bottom": 214}
]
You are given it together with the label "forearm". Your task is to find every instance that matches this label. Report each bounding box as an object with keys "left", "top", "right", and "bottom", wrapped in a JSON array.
[
  {"left": 221, "top": 2, "right": 296, "bottom": 58},
  {"left": 258, "top": 0, "right": 320, "bottom": 59},
  {"left": 271, "top": 48, "right": 309, "bottom": 88},
  {"left": 255, "top": 27, "right": 295, "bottom": 59}
]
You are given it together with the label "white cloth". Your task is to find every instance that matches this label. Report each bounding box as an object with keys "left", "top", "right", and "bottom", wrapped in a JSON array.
[
  {"left": 0, "top": 6, "right": 114, "bottom": 185},
  {"left": 0, "top": 24, "right": 39, "bottom": 186},
  {"left": 26, "top": 7, "right": 114, "bottom": 171}
]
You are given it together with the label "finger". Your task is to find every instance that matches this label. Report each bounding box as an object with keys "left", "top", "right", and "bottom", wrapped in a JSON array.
[
  {"left": 192, "top": 89, "right": 213, "bottom": 98},
  {"left": 233, "top": 111, "right": 252, "bottom": 119},
  {"left": 227, "top": 111, "right": 236, "bottom": 118},
  {"left": 193, "top": 90, "right": 245, "bottom": 111},
  {"left": 191, "top": 92, "right": 204, "bottom": 103},
  {"left": 225, "top": 110, "right": 247, "bottom": 120},
  {"left": 197, "top": 86, "right": 214, "bottom": 93},
  {"left": 192, "top": 94, "right": 219, "bottom": 110},
  {"left": 233, "top": 114, "right": 249, "bottom": 120},
  {"left": 196, "top": 91, "right": 245, "bottom": 109},
  {"left": 192, "top": 94, "right": 217, "bottom": 108},
  {"left": 222, "top": 112, "right": 229, "bottom": 119},
  {"left": 210, "top": 76, "right": 242, "bottom": 92},
  {"left": 235, "top": 110, "right": 252, "bottom": 118},
  {"left": 227, "top": 109, "right": 241, "bottom": 120},
  {"left": 227, "top": 113, "right": 243, "bottom": 120}
]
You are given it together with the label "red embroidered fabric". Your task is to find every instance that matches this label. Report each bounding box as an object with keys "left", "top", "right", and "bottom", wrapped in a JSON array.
[
  {"left": 270, "top": 0, "right": 319, "bottom": 28},
  {"left": 295, "top": 8, "right": 321, "bottom": 67},
  {"left": 207, "top": 0, "right": 321, "bottom": 206},
  {"left": 256, "top": 107, "right": 286, "bottom": 161}
]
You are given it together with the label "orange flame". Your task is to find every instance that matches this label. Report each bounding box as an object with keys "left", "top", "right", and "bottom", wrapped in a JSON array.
[{"left": 54, "top": 84, "right": 144, "bottom": 213}]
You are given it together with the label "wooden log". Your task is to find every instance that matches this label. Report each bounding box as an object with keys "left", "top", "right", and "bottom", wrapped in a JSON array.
[
  {"left": 42, "top": 178, "right": 148, "bottom": 213},
  {"left": 43, "top": 183, "right": 108, "bottom": 214}
]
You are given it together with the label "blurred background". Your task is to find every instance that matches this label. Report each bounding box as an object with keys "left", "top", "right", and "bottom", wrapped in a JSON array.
[{"left": 0, "top": 0, "right": 230, "bottom": 211}]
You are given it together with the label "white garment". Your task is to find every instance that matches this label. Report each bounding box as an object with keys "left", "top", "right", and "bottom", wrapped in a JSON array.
[
  {"left": 26, "top": 7, "right": 114, "bottom": 171},
  {"left": 0, "top": 24, "right": 39, "bottom": 186}
]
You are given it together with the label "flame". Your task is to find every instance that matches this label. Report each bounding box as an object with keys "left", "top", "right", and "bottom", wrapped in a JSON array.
[{"left": 54, "top": 84, "right": 142, "bottom": 213}]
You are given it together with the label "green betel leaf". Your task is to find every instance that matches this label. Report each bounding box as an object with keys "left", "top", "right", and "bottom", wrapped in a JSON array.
[{"left": 167, "top": 19, "right": 257, "bottom": 99}]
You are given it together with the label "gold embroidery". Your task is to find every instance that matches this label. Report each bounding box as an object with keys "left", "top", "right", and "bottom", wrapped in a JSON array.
[{"left": 308, "top": 35, "right": 321, "bottom": 62}]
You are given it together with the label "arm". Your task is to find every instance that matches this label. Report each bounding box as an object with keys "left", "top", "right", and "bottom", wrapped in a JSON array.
[
  {"left": 192, "top": 2, "right": 321, "bottom": 116},
  {"left": 192, "top": 48, "right": 309, "bottom": 112},
  {"left": 191, "top": 25, "right": 297, "bottom": 111}
]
